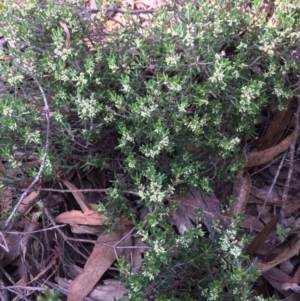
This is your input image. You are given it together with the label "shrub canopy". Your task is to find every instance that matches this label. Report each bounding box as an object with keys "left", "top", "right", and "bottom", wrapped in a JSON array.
[{"left": 0, "top": 0, "right": 299, "bottom": 300}]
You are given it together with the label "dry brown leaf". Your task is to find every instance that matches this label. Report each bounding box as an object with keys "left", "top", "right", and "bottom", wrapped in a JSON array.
[
  {"left": 256, "top": 204, "right": 273, "bottom": 224},
  {"left": 262, "top": 267, "right": 293, "bottom": 298},
  {"left": 70, "top": 238, "right": 117, "bottom": 299},
  {"left": 277, "top": 253, "right": 295, "bottom": 276},
  {"left": 14, "top": 277, "right": 28, "bottom": 295},
  {"left": 67, "top": 223, "right": 132, "bottom": 301},
  {"left": 250, "top": 185, "right": 282, "bottom": 206},
  {"left": 285, "top": 200, "right": 300, "bottom": 217},
  {"left": 258, "top": 105, "right": 292, "bottom": 151},
  {"left": 230, "top": 170, "right": 251, "bottom": 216},
  {"left": 248, "top": 200, "right": 300, "bottom": 273},
  {"left": 246, "top": 201, "right": 300, "bottom": 257},
  {"left": 17, "top": 191, "right": 39, "bottom": 214},
  {"left": 58, "top": 21, "right": 70, "bottom": 49},
  {"left": 70, "top": 223, "right": 102, "bottom": 235},
  {"left": 280, "top": 259, "right": 295, "bottom": 275},
  {"left": 15, "top": 278, "right": 27, "bottom": 287},
  {"left": 172, "top": 189, "right": 220, "bottom": 237},
  {"left": 240, "top": 215, "right": 264, "bottom": 232},
  {"left": 281, "top": 282, "right": 300, "bottom": 295},
  {"left": 246, "top": 215, "right": 279, "bottom": 257},
  {"left": 172, "top": 204, "right": 193, "bottom": 234},
  {"left": 0, "top": 161, "right": 12, "bottom": 213},
  {"left": 58, "top": 277, "right": 129, "bottom": 301},
  {"left": 55, "top": 210, "right": 107, "bottom": 226},
  {"left": 258, "top": 209, "right": 273, "bottom": 224},
  {"left": 88, "top": 279, "right": 129, "bottom": 301},
  {"left": 254, "top": 245, "right": 280, "bottom": 256},
  {"left": 60, "top": 179, "right": 90, "bottom": 213},
  {"left": 289, "top": 264, "right": 300, "bottom": 284},
  {"left": 2, "top": 218, "right": 38, "bottom": 267},
  {"left": 257, "top": 236, "right": 300, "bottom": 273},
  {"left": 28, "top": 254, "right": 58, "bottom": 284},
  {"left": 247, "top": 195, "right": 275, "bottom": 206},
  {"left": 245, "top": 130, "right": 297, "bottom": 168}
]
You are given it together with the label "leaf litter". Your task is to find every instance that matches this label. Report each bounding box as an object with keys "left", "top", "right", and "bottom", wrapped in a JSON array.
[{"left": 1, "top": 0, "right": 300, "bottom": 300}]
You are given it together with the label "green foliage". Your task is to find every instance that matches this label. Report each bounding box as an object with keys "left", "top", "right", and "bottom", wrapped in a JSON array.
[
  {"left": 276, "top": 224, "right": 291, "bottom": 243},
  {"left": 37, "top": 287, "right": 61, "bottom": 301},
  {"left": 1, "top": 0, "right": 299, "bottom": 300}
]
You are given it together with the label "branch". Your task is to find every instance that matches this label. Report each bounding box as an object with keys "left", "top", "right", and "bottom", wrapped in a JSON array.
[
  {"left": 256, "top": 151, "right": 286, "bottom": 221},
  {"left": 280, "top": 96, "right": 300, "bottom": 222},
  {"left": 82, "top": 7, "right": 157, "bottom": 15},
  {"left": 35, "top": 188, "right": 140, "bottom": 196},
  {"left": 4, "top": 63, "right": 50, "bottom": 228}
]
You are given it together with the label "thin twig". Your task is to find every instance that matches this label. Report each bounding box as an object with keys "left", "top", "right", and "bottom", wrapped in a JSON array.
[
  {"left": 0, "top": 232, "right": 9, "bottom": 252},
  {"left": 256, "top": 151, "right": 287, "bottom": 222},
  {"left": 0, "top": 266, "right": 15, "bottom": 285},
  {"left": 0, "top": 285, "right": 46, "bottom": 292},
  {"left": 44, "top": 207, "right": 89, "bottom": 260},
  {"left": 39, "top": 188, "right": 109, "bottom": 193},
  {"left": 4, "top": 63, "right": 50, "bottom": 228},
  {"left": 280, "top": 97, "right": 300, "bottom": 222},
  {"left": 251, "top": 153, "right": 285, "bottom": 175},
  {"left": 45, "top": 206, "right": 150, "bottom": 249},
  {"left": 3, "top": 224, "right": 66, "bottom": 235},
  {"left": 113, "top": 227, "right": 136, "bottom": 260},
  {"left": 83, "top": 7, "right": 157, "bottom": 15},
  {"left": 34, "top": 187, "right": 140, "bottom": 196}
]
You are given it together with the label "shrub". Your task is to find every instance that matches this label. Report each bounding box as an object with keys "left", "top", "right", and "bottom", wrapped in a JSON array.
[{"left": 0, "top": 0, "right": 298, "bottom": 299}]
